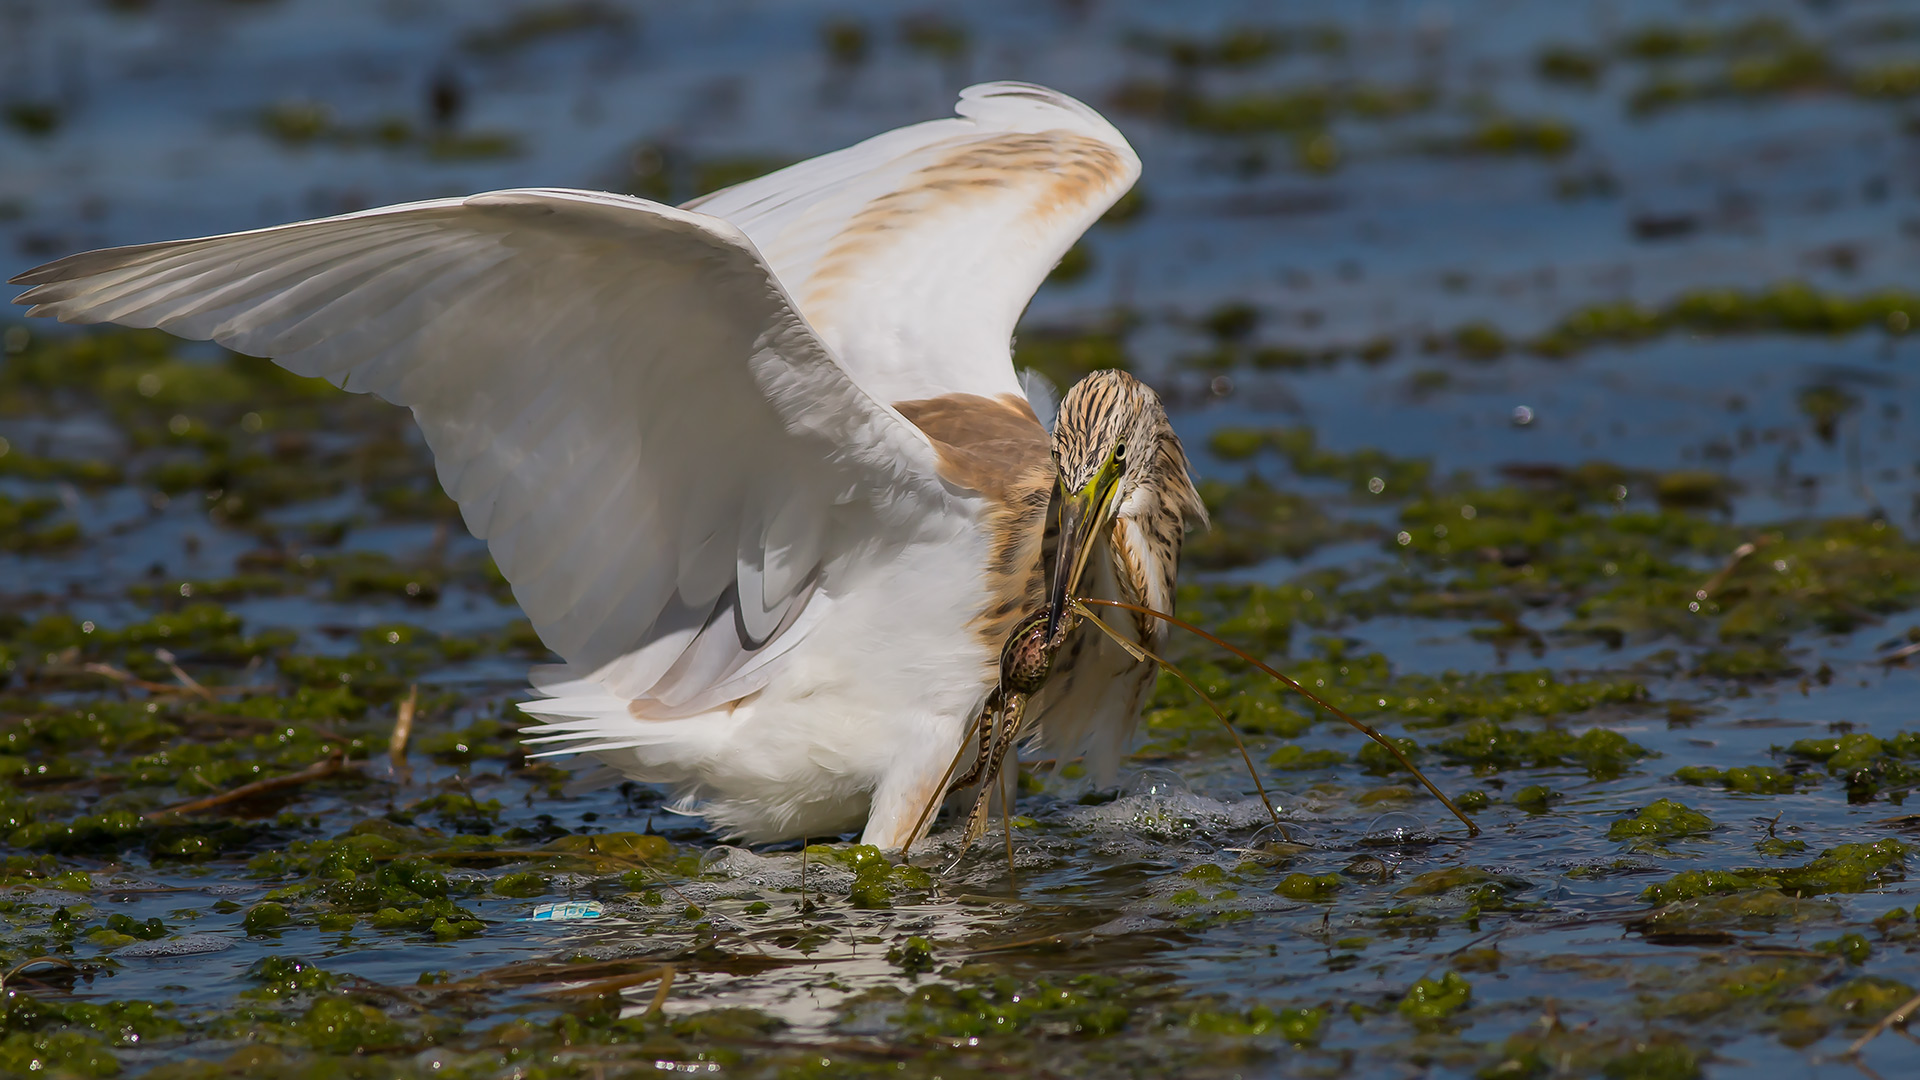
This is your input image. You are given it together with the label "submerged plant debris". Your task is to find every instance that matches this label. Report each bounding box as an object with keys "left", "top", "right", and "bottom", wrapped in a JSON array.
[{"left": 4, "top": 1, "right": 1920, "bottom": 1078}]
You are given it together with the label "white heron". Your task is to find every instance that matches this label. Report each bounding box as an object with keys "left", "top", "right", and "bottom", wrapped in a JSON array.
[{"left": 10, "top": 82, "right": 1206, "bottom": 849}]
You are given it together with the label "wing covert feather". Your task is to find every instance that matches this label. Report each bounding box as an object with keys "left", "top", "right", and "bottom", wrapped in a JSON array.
[
  {"left": 688, "top": 82, "right": 1140, "bottom": 405},
  {"left": 11, "top": 188, "right": 948, "bottom": 707}
]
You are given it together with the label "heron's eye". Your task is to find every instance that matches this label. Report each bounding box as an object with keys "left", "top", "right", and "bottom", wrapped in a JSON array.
[{"left": 1113, "top": 442, "right": 1127, "bottom": 468}]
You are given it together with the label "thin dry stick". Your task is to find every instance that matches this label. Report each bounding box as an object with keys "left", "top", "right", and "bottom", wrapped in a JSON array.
[
  {"left": 900, "top": 705, "right": 990, "bottom": 861},
  {"left": 537, "top": 964, "right": 675, "bottom": 1005},
  {"left": 1079, "top": 597, "right": 1480, "bottom": 839},
  {"left": 1073, "top": 602, "right": 1288, "bottom": 839},
  {"left": 645, "top": 965, "right": 675, "bottom": 1016},
  {"left": 79, "top": 662, "right": 187, "bottom": 695},
  {"left": 1845, "top": 988, "right": 1920, "bottom": 1059},
  {"left": 143, "top": 751, "right": 346, "bottom": 819},
  {"left": 1879, "top": 640, "right": 1920, "bottom": 667},
  {"left": 153, "top": 648, "right": 214, "bottom": 701},
  {"left": 0, "top": 956, "right": 73, "bottom": 990},
  {"left": 389, "top": 684, "right": 419, "bottom": 778},
  {"left": 1697, "top": 539, "right": 1763, "bottom": 600},
  {"left": 74, "top": 661, "right": 261, "bottom": 698}
]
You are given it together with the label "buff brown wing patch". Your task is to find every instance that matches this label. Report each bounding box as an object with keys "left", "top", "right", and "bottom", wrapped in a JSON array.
[
  {"left": 894, "top": 392, "right": 1056, "bottom": 670},
  {"left": 801, "top": 133, "right": 1128, "bottom": 322}
]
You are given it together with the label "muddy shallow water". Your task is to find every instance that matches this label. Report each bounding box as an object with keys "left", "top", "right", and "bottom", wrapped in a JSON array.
[{"left": 4, "top": 1, "right": 1920, "bottom": 1077}]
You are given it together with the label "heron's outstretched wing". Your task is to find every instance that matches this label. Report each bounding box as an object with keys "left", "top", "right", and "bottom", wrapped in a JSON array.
[
  {"left": 687, "top": 82, "right": 1139, "bottom": 405},
  {"left": 10, "top": 188, "right": 949, "bottom": 711}
]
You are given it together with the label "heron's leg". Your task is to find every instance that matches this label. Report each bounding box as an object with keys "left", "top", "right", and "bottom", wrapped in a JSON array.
[{"left": 864, "top": 704, "right": 989, "bottom": 852}]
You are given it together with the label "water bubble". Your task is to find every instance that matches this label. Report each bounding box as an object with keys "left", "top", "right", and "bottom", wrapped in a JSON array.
[
  {"left": 1235, "top": 823, "right": 1311, "bottom": 864},
  {"left": 700, "top": 845, "right": 747, "bottom": 873},
  {"left": 1124, "top": 768, "right": 1190, "bottom": 800},
  {"left": 1359, "top": 811, "right": 1437, "bottom": 847},
  {"left": 1367, "top": 476, "right": 1385, "bottom": 494},
  {"left": 1510, "top": 405, "right": 1535, "bottom": 426},
  {"left": 1396, "top": 530, "right": 1411, "bottom": 546},
  {"left": 1245, "top": 823, "right": 1290, "bottom": 848}
]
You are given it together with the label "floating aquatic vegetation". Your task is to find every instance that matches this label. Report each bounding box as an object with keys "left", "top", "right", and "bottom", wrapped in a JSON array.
[
  {"left": 1012, "top": 325, "right": 1131, "bottom": 388},
  {"left": 256, "top": 101, "right": 523, "bottom": 160},
  {"left": 1398, "top": 971, "right": 1471, "bottom": 1026},
  {"left": 1207, "top": 424, "right": 1433, "bottom": 497},
  {"left": 1123, "top": 24, "right": 1345, "bottom": 69},
  {"left": 899, "top": 13, "right": 969, "bottom": 60},
  {"left": 1608, "top": 798, "right": 1715, "bottom": 843},
  {"left": 2, "top": 101, "right": 61, "bottom": 138},
  {"left": 1427, "top": 116, "right": 1580, "bottom": 158},
  {"left": 1113, "top": 80, "right": 1435, "bottom": 138},
  {"left": 1537, "top": 45, "right": 1607, "bottom": 86},
  {"left": 459, "top": 1, "right": 634, "bottom": 55},
  {"left": 819, "top": 17, "right": 869, "bottom": 66}
]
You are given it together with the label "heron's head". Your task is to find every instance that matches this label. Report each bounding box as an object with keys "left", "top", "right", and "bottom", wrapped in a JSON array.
[{"left": 1044, "top": 370, "right": 1206, "bottom": 641}]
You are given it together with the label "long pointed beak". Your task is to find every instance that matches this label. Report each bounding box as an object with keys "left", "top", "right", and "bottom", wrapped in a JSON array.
[{"left": 1046, "top": 471, "right": 1116, "bottom": 643}]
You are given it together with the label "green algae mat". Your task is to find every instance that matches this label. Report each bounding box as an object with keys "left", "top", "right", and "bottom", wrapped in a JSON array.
[{"left": 5, "top": 2, "right": 1920, "bottom": 1078}]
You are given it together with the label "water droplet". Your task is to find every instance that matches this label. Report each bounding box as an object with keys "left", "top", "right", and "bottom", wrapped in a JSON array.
[{"left": 1510, "top": 405, "right": 1535, "bottom": 426}]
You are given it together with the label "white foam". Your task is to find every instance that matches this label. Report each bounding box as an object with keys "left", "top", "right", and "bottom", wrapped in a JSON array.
[{"left": 115, "top": 934, "right": 232, "bottom": 958}]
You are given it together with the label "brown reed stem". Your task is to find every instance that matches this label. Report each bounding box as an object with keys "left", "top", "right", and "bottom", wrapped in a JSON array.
[{"left": 1078, "top": 597, "right": 1479, "bottom": 839}]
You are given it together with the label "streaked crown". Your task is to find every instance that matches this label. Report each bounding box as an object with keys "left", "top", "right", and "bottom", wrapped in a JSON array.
[{"left": 1052, "top": 370, "right": 1207, "bottom": 527}]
